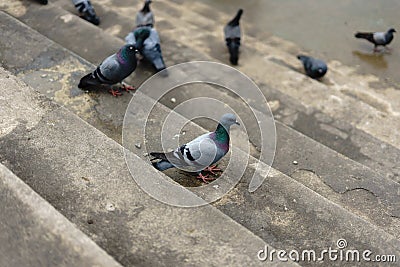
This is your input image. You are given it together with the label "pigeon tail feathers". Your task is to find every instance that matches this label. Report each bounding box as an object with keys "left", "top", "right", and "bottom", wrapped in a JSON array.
[{"left": 355, "top": 32, "right": 375, "bottom": 43}]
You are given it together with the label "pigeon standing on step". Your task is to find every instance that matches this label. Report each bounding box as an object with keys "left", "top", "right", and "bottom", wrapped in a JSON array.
[
  {"left": 224, "top": 9, "right": 243, "bottom": 65},
  {"left": 136, "top": 0, "right": 154, "bottom": 27},
  {"left": 150, "top": 113, "right": 240, "bottom": 183},
  {"left": 72, "top": 0, "right": 100, "bottom": 26},
  {"left": 78, "top": 44, "right": 138, "bottom": 96},
  {"left": 125, "top": 26, "right": 167, "bottom": 73},
  {"left": 297, "top": 55, "right": 328, "bottom": 79},
  {"left": 355, "top": 28, "right": 396, "bottom": 52}
]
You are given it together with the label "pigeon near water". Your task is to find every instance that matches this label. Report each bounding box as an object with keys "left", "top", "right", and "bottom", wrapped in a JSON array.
[
  {"left": 125, "top": 26, "right": 166, "bottom": 72},
  {"left": 78, "top": 44, "right": 138, "bottom": 96},
  {"left": 297, "top": 55, "right": 328, "bottom": 79},
  {"left": 224, "top": 9, "right": 243, "bottom": 65},
  {"left": 136, "top": 0, "right": 154, "bottom": 27},
  {"left": 150, "top": 113, "right": 240, "bottom": 183},
  {"left": 355, "top": 28, "right": 396, "bottom": 52},
  {"left": 72, "top": 0, "right": 100, "bottom": 25}
]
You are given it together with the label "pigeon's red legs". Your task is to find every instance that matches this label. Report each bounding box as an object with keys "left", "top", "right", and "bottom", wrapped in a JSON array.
[
  {"left": 120, "top": 83, "right": 136, "bottom": 92},
  {"left": 196, "top": 173, "right": 216, "bottom": 183},
  {"left": 108, "top": 88, "right": 122, "bottom": 97},
  {"left": 204, "top": 165, "right": 222, "bottom": 175}
]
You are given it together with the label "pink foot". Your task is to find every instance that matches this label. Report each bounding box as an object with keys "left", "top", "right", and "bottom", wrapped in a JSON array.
[
  {"left": 121, "top": 84, "right": 136, "bottom": 92},
  {"left": 204, "top": 165, "right": 222, "bottom": 175},
  {"left": 196, "top": 173, "right": 216, "bottom": 183},
  {"left": 108, "top": 88, "right": 122, "bottom": 97}
]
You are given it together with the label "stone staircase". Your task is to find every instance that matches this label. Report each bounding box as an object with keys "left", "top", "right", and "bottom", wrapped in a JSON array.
[{"left": 0, "top": 0, "right": 399, "bottom": 266}]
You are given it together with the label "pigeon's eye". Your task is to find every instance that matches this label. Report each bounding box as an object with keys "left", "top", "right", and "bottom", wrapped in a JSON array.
[{"left": 129, "top": 46, "right": 134, "bottom": 50}]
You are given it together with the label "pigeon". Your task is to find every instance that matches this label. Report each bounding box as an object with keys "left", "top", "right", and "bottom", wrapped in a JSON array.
[
  {"left": 136, "top": 0, "right": 154, "bottom": 27},
  {"left": 297, "top": 55, "right": 328, "bottom": 79},
  {"left": 78, "top": 44, "right": 138, "bottom": 96},
  {"left": 125, "top": 26, "right": 166, "bottom": 72},
  {"left": 224, "top": 9, "right": 243, "bottom": 65},
  {"left": 72, "top": 0, "right": 100, "bottom": 26},
  {"left": 355, "top": 28, "right": 396, "bottom": 52},
  {"left": 150, "top": 113, "right": 240, "bottom": 183}
]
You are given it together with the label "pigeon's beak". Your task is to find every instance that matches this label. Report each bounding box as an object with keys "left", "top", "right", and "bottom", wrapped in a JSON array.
[{"left": 235, "top": 121, "right": 240, "bottom": 126}]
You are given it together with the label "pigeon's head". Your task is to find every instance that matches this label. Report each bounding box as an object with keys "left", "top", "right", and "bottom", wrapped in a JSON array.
[
  {"left": 388, "top": 28, "right": 396, "bottom": 34},
  {"left": 142, "top": 0, "right": 152, "bottom": 13},
  {"left": 220, "top": 113, "right": 240, "bottom": 129},
  {"left": 297, "top": 54, "right": 308, "bottom": 62},
  {"left": 120, "top": 44, "right": 138, "bottom": 60}
]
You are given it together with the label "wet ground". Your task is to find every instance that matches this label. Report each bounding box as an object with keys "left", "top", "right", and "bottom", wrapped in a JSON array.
[{"left": 204, "top": 0, "right": 400, "bottom": 86}]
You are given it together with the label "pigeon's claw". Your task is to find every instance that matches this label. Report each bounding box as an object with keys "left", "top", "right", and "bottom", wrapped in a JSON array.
[
  {"left": 204, "top": 165, "right": 222, "bottom": 175},
  {"left": 196, "top": 173, "right": 215, "bottom": 183},
  {"left": 121, "top": 84, "right": 136, "bottom": 92},
  {"left": 108, "top": 88, "right": 122, "bottom": 97}
]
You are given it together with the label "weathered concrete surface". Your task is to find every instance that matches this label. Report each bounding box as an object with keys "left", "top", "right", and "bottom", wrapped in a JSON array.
[
  {"left": 1, "top": 4, "right": 399, "bottom": 243},
  {"left": 0, "top": 67, "right": 295, "bottom": 266},
  {"left": 0, "top": 7, "right": 397, "bottom": 266},
  {"left": 1, "top": 63, "right": 399, "bottom": 266},
  {"left": 0, "top": 163, "right": 123, "bottom": 267}
]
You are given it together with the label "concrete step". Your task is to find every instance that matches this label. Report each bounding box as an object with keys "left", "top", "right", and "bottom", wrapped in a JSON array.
[
  {"left": 0, "top": 60, "right": 292, "bottom": 266},
  {"left": 0, "top": 162, "right": 122, "bottom": 267},
  {"left": 2, "top": 0, "right": 400, "bottom": 241},
  {"left": 2, "top": 0, "right": 398, "bottom": 228},
  {"left": 1, "top": 8, "right": 400, "bottom": 266}
]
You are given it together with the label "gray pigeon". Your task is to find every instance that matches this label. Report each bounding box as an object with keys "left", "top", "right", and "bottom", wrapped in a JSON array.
[
  {"left": 297, "top": 55, "right": 328, "bottom": 79},
  {"left": 224, "top": 9, "right": 243, "bottom": 65},
  {"left": 150, "top": 113, "right": 240, "bottom": 183},
  {"left": 72, "top": 0, "right": 100, "bottom": 25},
  {"left": 78, "top": 44, "right": 137, "bottom": 96},
  {"left": 355, "top": 28, "right": 396, "bottom": 52},
  {"left": 136, "top": 0, "right": 154, "bottom": 27},
  {"left": 125, "top": 26, "right": 166, "bottom": 72}
]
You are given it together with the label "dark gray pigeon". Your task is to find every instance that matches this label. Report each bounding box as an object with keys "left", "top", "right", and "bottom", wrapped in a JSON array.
[
  {"left": 297, "top": 55, "right": 328, "bottom": 79},
  {"left": 78, "top": 44, "right": 137, "bottom": 96},
  {"left": 136, "top": 0, "right": 154, "bottom": 27},
  {"left": 224, "top": 9, "right": 243, "bottom": 65},
  {"left": 150, "top": 113, "right": 240, "bottom": 183},
  {"left": 72, "top": 0, "right": 100, "bottom": 25},
  {"left": 125, "top": 26, "right": 166, "bottom": 73},
  {"left": 355, "top": 28, "right": 396, "bottom": 52}
]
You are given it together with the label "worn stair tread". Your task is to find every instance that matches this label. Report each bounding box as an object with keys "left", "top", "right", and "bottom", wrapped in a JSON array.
[{"left": 0, "top": 163, "right": 122, "bottom": 267}]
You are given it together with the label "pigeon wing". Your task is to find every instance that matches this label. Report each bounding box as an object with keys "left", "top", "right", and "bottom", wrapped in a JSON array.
[
  {"left": 373, "top": 32, "right": 387, "bottom": 45},
  {"left": 152, "top": 133, "right": 218, "bottom": 171}
]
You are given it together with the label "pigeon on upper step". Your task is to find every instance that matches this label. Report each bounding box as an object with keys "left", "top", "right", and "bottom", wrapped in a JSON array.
[
  {"left": 224, "top": 9, "right": 243, "bottom": 65},
  {"left": 125, "top": 26, "right": 167, "bottom": 73},
  {"left": 355, "top": 28, "right": 396, "bottom": 52},
  {"left": 78, "top": 44, "right": 138, "bottom": 96},
  {"left": 297, "top": 55, "right": 328, "bottom": 79},
  {"left": 150, "top": 113, "right": 240, "bottom": 183},
  {"left": 136, "top": 0, "right": 154, "bottom": 27},
  {"left": 72, "top": 0, "right": 100, "bottom": 26}
]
